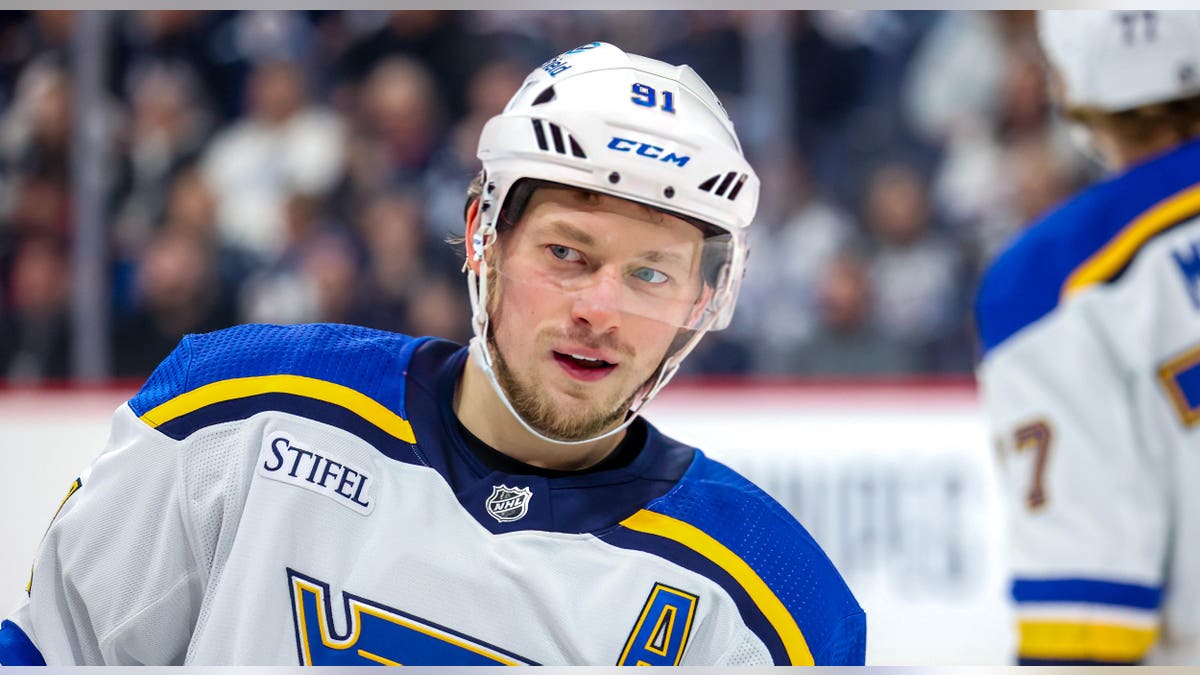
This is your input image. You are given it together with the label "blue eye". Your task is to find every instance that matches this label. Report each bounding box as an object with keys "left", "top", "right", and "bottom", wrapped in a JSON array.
[
  {"left": 549, "top": 244, "right": 581, "bottom": 262},
  {"left": 633, "top": 267, "right": 669, "bottom": 284}
]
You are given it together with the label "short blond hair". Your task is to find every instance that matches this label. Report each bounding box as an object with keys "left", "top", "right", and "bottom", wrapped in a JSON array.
[{"left": 1064, "top": 93, "right": 1200, "bottom": 147}]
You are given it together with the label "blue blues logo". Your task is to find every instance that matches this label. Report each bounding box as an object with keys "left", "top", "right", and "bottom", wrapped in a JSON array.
[
  {"left": 564, "top": 41, "right": 602, "bottom": 55},
  {"left": 287, "top": 569, "right": 535, "bottom": 665},
  {"left": 540, "top": 56, "right": 572, "bottom": 78},
  {"left": 540, "top": 41, "right": 602, "bottom": 78},
  {"left": 1173, "top": 239, "right": 1200, "bottom": 309},
  {"left": 607, "top": 137, "right": 691, "bottom": 167}
]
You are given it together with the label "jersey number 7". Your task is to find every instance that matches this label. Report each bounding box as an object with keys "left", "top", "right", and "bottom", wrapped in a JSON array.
[{"left": 1008, "top": 420, "right": 1053, "bottom": 510}]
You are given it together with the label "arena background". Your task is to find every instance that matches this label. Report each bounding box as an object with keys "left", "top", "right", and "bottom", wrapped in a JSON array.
[{"left": 0, "top": 9, "right": 1082, "bottom": 664}]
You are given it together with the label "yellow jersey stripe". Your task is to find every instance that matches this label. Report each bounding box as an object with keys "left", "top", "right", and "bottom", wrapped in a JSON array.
[
  {"left": 138, "top": 374, "right": 416, "bottom": 444},
  {"left": 1063, "top": 183, "right": 1200, "bottom": 298},
  {"left": 1019, "top": 620, "right": 1158, "bottom": 662},
  {"left": 620, "top": 509, "right": 814, "bottom": 665}
]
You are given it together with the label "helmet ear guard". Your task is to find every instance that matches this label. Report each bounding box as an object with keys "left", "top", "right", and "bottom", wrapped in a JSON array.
[{"left": 463, "top": 197, "right": 482, "bottom": 272}]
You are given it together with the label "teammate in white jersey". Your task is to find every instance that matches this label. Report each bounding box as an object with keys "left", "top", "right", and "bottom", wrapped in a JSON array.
[
  {"left": 975, "top": 11, "right": 1200, "bottom": 665},
  {"left": 0, "top": 42, "right": 864, "bottom": 665}
]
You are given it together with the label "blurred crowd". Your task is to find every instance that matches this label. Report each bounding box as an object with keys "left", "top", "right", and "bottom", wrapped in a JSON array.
[{"left": 0, "top": 10, "right": 1095, "bottom": 383}]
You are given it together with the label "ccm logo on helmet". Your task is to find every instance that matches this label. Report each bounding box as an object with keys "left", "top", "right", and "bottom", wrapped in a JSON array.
[{"left": 607, "top": 137, "right": 691, "bottom": 167}]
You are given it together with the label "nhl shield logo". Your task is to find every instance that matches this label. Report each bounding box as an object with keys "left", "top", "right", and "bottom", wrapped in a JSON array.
[{"left": 486, "top": 485, "right": 533, "bottom": 522}]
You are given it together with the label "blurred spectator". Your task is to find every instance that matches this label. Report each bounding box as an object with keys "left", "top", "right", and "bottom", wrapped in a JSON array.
[
  {"left": 422, "top": 55, "right": 527, "bottom": 240},
  {"left": 972, "top": 130, "right": 1081, "bottom": 265},
  {"left": 791, "top": 251, "right": 915, "bottom": 376},
  {"left": 863, "top": 161, "right": 963, "bottom": 369},
  {"left": 455, "top": 12, "right": 554, "bottom": 74},
  {"left": 112, "top": 228, "right": 236, "bottom": 376},
  {"left": 408, "top": 277, "right": 470, "bottom": 342},
  {"left": 298, "top": 232, "right": 359, "bottom": 324},
  {"left": 0, "top": 234, "right": 71, "bottom": 382},
  {"left": 164, "top": 166, "right": 257, "bottom": 296},
  {"left": 332, "top": 11, "right": 479, "bottom": 120},
  {"left": 1, "top": 55, "right": 72, "bottom": 187},
  {"left": 907, "top": 11, "right": 1071, "bottom": 286},
  {"left": 4, "top": 171, "right": 70, "bottom": 240},
  {"left": 0, "top": 12, "right": 74, "bottom": 104},
  {"left": 201, "top": 58, "right": 345, "bottom": 261},
  {"left": 995, "top": 37, "right": 1049, "bottom": 141},
  {"left": 655, "top": 12, "right": 745, "bottom": 102},
  {"left": 0, "top": 9, "right": 1061, "bottom": 382},
  {"left": 238, "top": 192, "right": 354, "bottom": 326},
  {"left": 903, "top": 11, "right": 1011, "bottom": 147},
  {"left": 161, "top": 165, "right": 218, "bottom": 239},
  {"left": 191, "top": 11, "right": 325, "bottom": 121},
  {"left": 734, "top": 151, "right": 859, "bottom": 373},
  {"left": 114, "top": 12, "right": 226, "bottom": 117},
  {"left": 349, "top": 191, "right": 469, "bottom": 341},
  {"left": 787, "top": 12, "right": 872, "bottom": 167},
  {"left": 111, "top": 60, "right": 213, "bottom": 254},
  {"left": 345, "top": 56, "right": 441, "bottom": 198},
  {"left": 810, "top": 11, "right": 943, "bottom": 207}
]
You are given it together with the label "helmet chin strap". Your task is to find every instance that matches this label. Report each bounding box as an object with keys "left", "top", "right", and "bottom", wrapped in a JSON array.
[{"left": 467, "top": 335, "right": 641, "bottom": 447}]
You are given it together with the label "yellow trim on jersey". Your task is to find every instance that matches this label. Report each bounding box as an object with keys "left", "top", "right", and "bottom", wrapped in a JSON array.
[
  {"left": 28, "top": 477, "right": 83, "bottom": 593},
  {"left": 357, "top": 649, "right": 400, "bottom": 666},
  {"left": 620, "top": 509, "right": 814, "bottom": 665},
  {"left": 1062, "top": 183, "right": 1200, "bottom": 298},
  {"left": 138, "top": 374, "right": 416, "bottom": 443},
  {"left": 1019, "top": 620, "right": 1158, "bottom": 662}
]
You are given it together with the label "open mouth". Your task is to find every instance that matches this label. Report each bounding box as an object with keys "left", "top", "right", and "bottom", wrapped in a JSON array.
[{"left": 552, "top": 351, "right": 617, "bottom": 381}]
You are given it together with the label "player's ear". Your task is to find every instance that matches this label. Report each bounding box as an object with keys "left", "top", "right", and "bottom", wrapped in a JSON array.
[{"left": 463, "top": 198, "right": 481, "bottom": 274}]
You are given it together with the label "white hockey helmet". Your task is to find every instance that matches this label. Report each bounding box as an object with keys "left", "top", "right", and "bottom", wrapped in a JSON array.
[
  {"left": 1039, "top": 10, "right": 1200, "bottom": 112},
  {"left": 467, "top": 41, "right": 759, "bottom": 444}
]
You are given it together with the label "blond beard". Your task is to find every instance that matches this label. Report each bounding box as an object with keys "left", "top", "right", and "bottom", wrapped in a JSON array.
[{"left": 488, "top": 334, "right": 639, "bottom": 442}]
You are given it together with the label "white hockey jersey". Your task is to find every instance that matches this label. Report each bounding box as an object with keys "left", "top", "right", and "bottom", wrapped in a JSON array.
[
  {"left": 0, "top": 325, "right": 864, "bottom": 665},
  {"left": 976, "top": 137, "right": 1200, "bottom": 664}
]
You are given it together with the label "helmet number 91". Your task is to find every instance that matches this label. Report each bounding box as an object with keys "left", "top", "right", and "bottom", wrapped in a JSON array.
[{"left": 631, "top": 83, "right": 676, "bottom": 114}]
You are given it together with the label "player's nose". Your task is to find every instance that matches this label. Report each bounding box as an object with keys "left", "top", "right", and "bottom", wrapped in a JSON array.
[{"left": 569, "top": 267, "right": 622, "bottom": 332}]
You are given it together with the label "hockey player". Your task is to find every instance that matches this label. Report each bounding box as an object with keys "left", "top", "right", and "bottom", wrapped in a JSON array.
[
  {"left": 976, "top": 11, "right": 1200, "bottom": 665},
  {"left": 0, "top": 43, "right": 864, "bottom": 665}
]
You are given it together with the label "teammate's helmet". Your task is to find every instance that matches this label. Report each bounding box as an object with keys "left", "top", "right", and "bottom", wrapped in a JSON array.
[
  {"left": 1039, "top": 10, "right": 1200, "bottom": 112},
  {"left": 467, "top": 41, "right": 759, "bottom": 444}
]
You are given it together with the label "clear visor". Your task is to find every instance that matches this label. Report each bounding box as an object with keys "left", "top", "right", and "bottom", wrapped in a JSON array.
[{"left": 487, "top": 224, "right": 735, "bottom": 331}]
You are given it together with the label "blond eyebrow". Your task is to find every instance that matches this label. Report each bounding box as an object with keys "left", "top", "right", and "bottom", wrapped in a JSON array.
[
  {"left": 550, "top": 220, "right": 595, "bottom": 247},
  {"left": 548, "top": 219, "right": 693, "bottom": 269},
  {"left": 639, "top": 249, "right": 689, "bottom": 269}
]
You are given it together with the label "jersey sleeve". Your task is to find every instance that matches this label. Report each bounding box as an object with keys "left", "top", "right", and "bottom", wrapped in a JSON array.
[
  {"left": 978, "top": 305, "right": 1168, "bottom": 665},
  {"left": 1, "top": 324, "right": 422, "bottom": 666},
  {"left": 621, "top": 454, "right": 866, "bottom": 666},
  {"left": 1, "top": 340, "right": 206, "bottom": 666},
  {"left": 1, "top": 403, "right": 203, "bottom": 665}
]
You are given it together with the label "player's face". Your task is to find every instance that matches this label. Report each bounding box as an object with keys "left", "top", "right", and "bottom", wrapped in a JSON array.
[{"left": 487, "top": 187, "right": 706, "bottom": 441}]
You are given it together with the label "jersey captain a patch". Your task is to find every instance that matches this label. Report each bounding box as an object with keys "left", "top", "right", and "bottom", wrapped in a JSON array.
[{"left": 617, "top": 582, "right": 699, "bottom": 666}]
